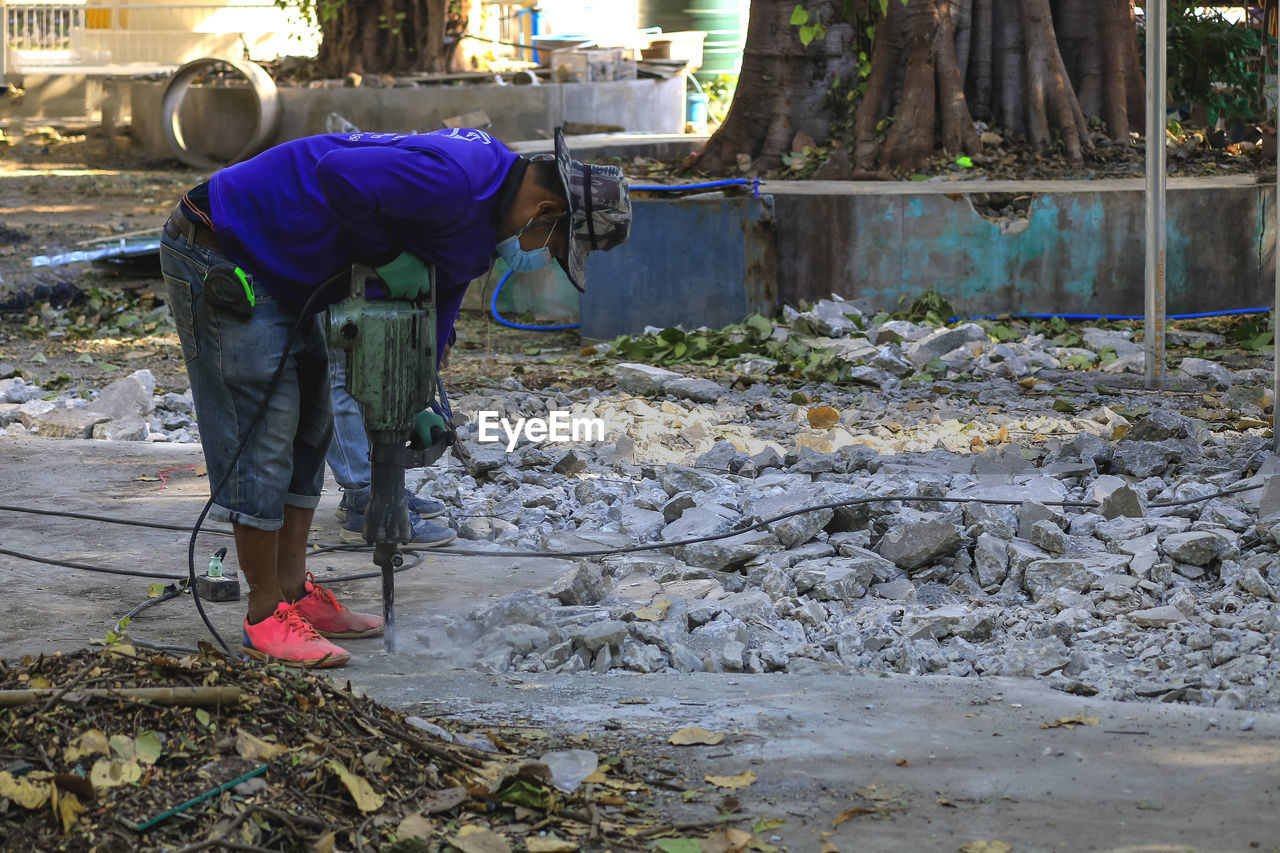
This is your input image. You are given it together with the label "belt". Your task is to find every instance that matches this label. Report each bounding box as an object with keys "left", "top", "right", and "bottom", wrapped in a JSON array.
[{"left": 165, "top": 204, "right": 225, "bottom": 254}]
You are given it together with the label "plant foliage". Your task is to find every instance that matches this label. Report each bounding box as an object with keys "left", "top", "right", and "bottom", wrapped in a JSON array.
[{"left": 1143, "top": 5, "right": 1271, "bottom": 127}]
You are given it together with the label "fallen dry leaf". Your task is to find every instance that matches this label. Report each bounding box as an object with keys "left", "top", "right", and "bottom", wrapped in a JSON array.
[
  {"left": 1041, "top": 714, "right": 1100, "bottom": 730},
  {"left": 895, "top": 758, "right": 911, "bottom": 767},
  {"left": 135, "top": 731, "right": 163, "bottom": 765},
  {"left": 396, "top": 814, "right": 434, "bottom": 843},
  {"left": 64, "top": 729, "right": 110, "bottom": 763},
  {"left": 236, "top": 729, "right": 285, "bottom": 762},
  {"left": 0, "top": 770, "right": 52, "bottom": 809},
  {"left": 526, "top": 835, "right": 578, "bottom": 852},
  {"left": 701, "top": 826, "right": 754, "bottom": 853},
  {"left": 820, "top": 843, "right": 840, "bottom": 853},
  {"left": 670, "top": 726, "right": 725, "bottom": 746},
  {"left": 634, "top": 601, "right": 671, "bottom": 622},
  {"left": 450, "top": 824, "right": 512, "bottom": 853},
  {"left": 832, "top": 804, "right": 905, "bottom": 827},
  {"left": 54, "top": 788, "right": 85, "bottom": 834},
  {"left": 362, "top": 750, "right": 392, "bottom": 774},
  {"left": 958, "top": 842, "right": 1012, "bottom": 853},
  {"left": 326, "top": 760, "right": 384, "bottom": 813},
  {"left": 420, "top": 786, "right": 470, "bottom": 814},
  {"left": 89, "top": 758, "right": 141, "bottom": 790},
  {"left": 854, "top": 784, "right": 904, "bottom": 802},
  {"left": 705, "top": 770, "right": 757, "bottom": 789},
  {"left": 108, "top": 734, "right": 136, "bottom": 762}
]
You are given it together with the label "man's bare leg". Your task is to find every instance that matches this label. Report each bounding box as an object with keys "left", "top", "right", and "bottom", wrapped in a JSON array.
[
  {"left": 235, "top": 524, "right": 281, "bottom": 624},
  {"left": 278, "top": 505, "right": 316, "bottom": 603}
]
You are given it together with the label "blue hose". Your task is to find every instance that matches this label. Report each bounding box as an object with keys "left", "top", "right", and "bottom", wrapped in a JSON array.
[
  {"left": 630, "top": 178, "right": 762, "bottom": 198},
  {"left": 490, "top": 270, "right": 579, "bottom": 331},
  {"left": 960, "top": 307, "right": 1272, "bottom": 322}
]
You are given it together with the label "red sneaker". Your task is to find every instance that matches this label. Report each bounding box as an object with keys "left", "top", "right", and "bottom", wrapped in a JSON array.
[
  {"left": 291, "top": 573, "right": 385, "bottom": 639},
  {"left": 243, "top": 602, "right": 351, "bottom": 668}
]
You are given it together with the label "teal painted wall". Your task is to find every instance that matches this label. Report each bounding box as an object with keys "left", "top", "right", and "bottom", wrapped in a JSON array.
[{"left": 775, "top": 184, "right": 1274, "bottom": 317}]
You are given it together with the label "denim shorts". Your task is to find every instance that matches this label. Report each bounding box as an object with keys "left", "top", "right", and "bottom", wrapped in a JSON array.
[{"left": 160, "top": 227, "right": 332, "bottom": 531}]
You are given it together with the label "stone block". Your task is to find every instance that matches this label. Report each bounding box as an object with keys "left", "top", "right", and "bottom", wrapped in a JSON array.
[
  {"left": 877, "top": 518, "right": 962, "bottom": 570},
  {"left": 31, "top": 407, "right": 109, "bottom": 439}
]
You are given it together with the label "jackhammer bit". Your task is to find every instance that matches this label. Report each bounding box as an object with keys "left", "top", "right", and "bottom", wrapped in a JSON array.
[{"left": 328, "top": 264, "right": 453, "bottom": 652}]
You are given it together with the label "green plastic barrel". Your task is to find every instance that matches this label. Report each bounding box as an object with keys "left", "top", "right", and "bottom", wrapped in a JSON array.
[
  {"left": 639, "top": 0, "right": 748, "bottom": 80},
  {"left": 638, "top": 0, "right": 692, "bottom": 37},
  {"left": 688, "top": 0, "right": 748, "bottom": 80}
]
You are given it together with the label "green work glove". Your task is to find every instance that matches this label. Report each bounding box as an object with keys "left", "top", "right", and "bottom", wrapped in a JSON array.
[{"left": 373, "top": 251, "right": 430, "bottom": 299}]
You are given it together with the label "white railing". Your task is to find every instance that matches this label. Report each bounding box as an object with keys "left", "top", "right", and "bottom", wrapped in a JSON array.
[{"left": 3, "top": 0, "right": 318, "bottom": 70}]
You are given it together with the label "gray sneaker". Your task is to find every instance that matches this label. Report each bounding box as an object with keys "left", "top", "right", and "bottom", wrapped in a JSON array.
[
  {"left": 337, "top": 490, "right": 447, "bottom": 522},
  {"left": 340, "top": 509, "right": 457, "bottom": 547},
  {"left": 406, "top": 493, "right": 447, "bottom": 519}
]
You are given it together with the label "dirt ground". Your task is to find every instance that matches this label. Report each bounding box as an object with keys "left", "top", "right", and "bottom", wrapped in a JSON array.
[
  {"left": 2, "top": 437, "right": 1279, "bottom": 853},
  {"left": 4, "top": 129, "right": 1280, "bottom": 853}
]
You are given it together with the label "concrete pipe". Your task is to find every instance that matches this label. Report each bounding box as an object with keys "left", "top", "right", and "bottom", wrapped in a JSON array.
[{"left": 161, "top": 57, "right": 281, "bottom": 170}]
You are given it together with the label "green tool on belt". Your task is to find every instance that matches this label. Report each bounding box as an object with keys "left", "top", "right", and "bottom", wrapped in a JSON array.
[{"left": 328, "top": 263, "right": 455, "bottom": 653}]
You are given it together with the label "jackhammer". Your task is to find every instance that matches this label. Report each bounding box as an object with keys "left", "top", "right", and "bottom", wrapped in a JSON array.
[{"left": 327, "top": 264, "right": 454, "bottom": 652}]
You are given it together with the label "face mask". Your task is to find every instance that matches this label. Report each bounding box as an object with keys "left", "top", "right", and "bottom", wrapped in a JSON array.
[{"left": 496, "top": 213, "right": 560, "bottom": 273}]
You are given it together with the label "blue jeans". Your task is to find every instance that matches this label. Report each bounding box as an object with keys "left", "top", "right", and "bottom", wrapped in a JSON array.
[
  {"left": 160, "top": 227, "right": 332, "bottom": 531},
  {"left": 326, "top": 353, "right": 373, "bottom": 513}
]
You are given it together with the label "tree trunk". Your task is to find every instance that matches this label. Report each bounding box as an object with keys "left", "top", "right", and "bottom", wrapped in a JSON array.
[
  {"left": 1054, "top": 0, "right": 1102, "bottom": 123},
  {"left": 853, "top": 0, "right": 906, "bottom": 169},
  {"left": 1122, "top": 1, "right": 1146, "bottom": 132},
  {"left": 694, "top": 0, "right": 859, "bottom": 174},
  {"left": 698, "top": 0, "right": 1143, "bottom": 174},
  {"left": 951, "top": 0, "right": 974, "bottom": 82},
  {"left": 1020, "top": 0, "right": 1085, "bottom": 162},
  {"left": 990, "top": 5, "right": 1025, "bottom": 132},
  {"left": 315, "top": 0, "right": 451, "bottom": 78},
  {"left": 967, "top": 0, "right": 993, "bottom": 122},
  {"left": 880, "top": 0, "right": 940, "bottom": 170},
  {"left": 934, "top": 1, "right": 982, "bottom": 158}
]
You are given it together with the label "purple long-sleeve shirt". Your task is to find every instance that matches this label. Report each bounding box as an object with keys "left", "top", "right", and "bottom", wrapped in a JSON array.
[{"left": 208, "top": 128, "right": 521, "bottom": 349}]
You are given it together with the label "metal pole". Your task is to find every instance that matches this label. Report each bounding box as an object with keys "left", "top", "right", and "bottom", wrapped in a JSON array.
[
  {"left": 0, "top": 0, "right": 9, "bottom": 85},
  {"left": 1274, "top": 61, "right": 1280, "bottom": 452},
  {"left": 1144, "top": 0, "right": 1167, "bottom": 390}
]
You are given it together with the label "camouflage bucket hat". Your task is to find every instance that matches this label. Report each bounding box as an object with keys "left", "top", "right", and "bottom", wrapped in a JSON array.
[{"left": 552, "top": 126, "right": 631, "bottom": 292}]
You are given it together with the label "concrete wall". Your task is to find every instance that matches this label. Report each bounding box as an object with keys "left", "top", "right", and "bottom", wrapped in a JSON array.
[
  {"left": 580, "top": 194, "right": 778, "bottom": 338},
  {"left": 770, "top": 177, "right": 1274, "bottom": 317},
  {"left": 552, "top": 178, "right": 1273, "bottom": 332},
  {"left": 1, "top": 73, "right": 98, "bottom": 121},
  {"left": 130, "top": 76, "right": 685, "bottom": 161}
]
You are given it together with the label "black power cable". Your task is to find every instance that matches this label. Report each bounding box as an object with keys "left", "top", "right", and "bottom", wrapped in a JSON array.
[
  {"left": 0, "top": 504, "right": 233, "bottom": 536},
  {"left": 413, "top": 480, "right": 1269, "bottom": 559},
  {"left": 179, "top": 273, "right": 340, "bottom": 654},
  {"left": 0, "top": 480, "right": 1267, "bottom": 574},
  {"left": 109, "top": 554, "right": 427, "bottom": 655},
  {"left": 0, "top": 546, "right": 188, "bottom": 581}
]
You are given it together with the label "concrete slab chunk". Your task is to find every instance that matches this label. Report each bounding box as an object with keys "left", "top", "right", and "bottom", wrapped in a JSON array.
[{"left": 1129, "top": 605, "right": 1186, "bottom": 628}]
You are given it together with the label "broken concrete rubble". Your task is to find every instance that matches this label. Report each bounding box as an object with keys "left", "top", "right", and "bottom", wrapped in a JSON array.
[
  {"left": 9, "top": 309, "right": 1280, "bottom": 716},
  {"left": 400, "top": 371, "right": 1280, "bottom": 714}
]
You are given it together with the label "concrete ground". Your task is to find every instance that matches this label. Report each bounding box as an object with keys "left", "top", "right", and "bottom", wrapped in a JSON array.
[{"left": 2, "top": 435, "right": 1278, "bottom": 852}]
